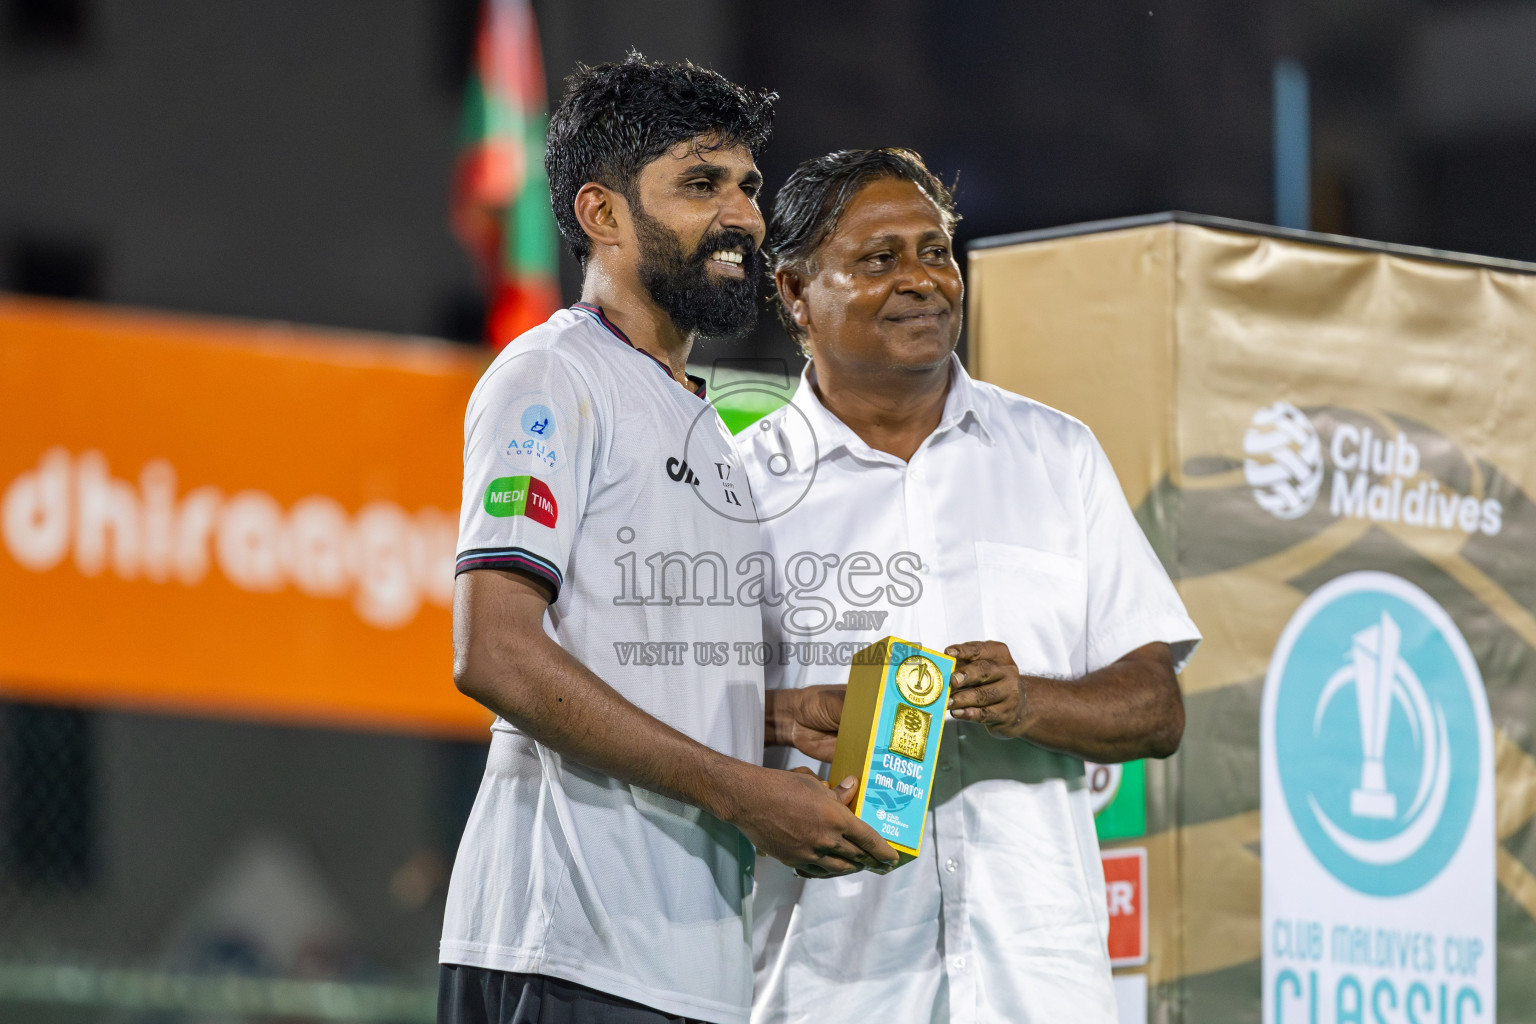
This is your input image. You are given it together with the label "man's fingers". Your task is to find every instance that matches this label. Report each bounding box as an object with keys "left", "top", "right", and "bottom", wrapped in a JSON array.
[
  {"left": 797, "top": 856, "right": 864, "bottom": 878},
  {"left": 833, "top": 775, "right": 859, "bottom": 808},
  {"left": 949, "top": 680, "right": 1011, "bottom": 710},
  {"left": 804, "top": 685, "right": 846, "bottom": 733},
  {"left": 844, "top": 818, "right": 899, "bottom": 865},
  {"left": 816, "top": 839, "right": 881, "bottom": 869},
  {"left": 950, "top": 658, "right": 1005, "bottom": 691},
  {"left": 816, "top": 858, "right": 864, "bottom": 876},
  {"left": 946, "top": 640, "right": 1007, "bottom": 662}
]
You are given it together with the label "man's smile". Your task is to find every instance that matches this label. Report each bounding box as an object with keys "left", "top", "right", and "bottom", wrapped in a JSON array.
[
  {"left": 707, "top": 248, "right": 747, "bottom": 277},
  {"left": 886, "top": 305, "right": 949, "bottom": 324}
]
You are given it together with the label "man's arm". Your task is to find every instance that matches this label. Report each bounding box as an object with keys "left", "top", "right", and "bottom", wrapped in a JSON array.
[
  {"left": 945, "top": 640, "right": 1183, "bottom": 762},
  {"left": 454, "top": 569, "right": 898, "bottom": 874}
]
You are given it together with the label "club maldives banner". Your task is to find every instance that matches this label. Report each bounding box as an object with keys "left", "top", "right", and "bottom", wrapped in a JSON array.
[
  {"left": 969, "top": 214, "right": 1536, "bottom": 1024},
  {"left": 0, "top": 297, "right": 493, "bottom": 736}
]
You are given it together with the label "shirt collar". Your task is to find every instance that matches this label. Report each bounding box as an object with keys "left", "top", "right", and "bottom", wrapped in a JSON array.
[
  {"left": 937, "top": 357, "right": 992, "bottom": 442},
  {"left": 782, "top": 353, "right": 992, "bottom": 468},
  {"left": 573, "top": 303, "right": 707, "bottom": 398}
]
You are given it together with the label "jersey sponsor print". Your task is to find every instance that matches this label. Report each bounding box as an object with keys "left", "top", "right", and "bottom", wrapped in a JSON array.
[{"left": 482, "top": 475, "right": 557, "bottom": 526}]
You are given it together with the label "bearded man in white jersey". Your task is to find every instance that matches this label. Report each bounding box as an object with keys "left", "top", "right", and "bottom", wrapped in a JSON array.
[
  {"left": 439, "top": 58, "right": 896, "bottom": 1024},
  {"left": 740, "top": 149, "right": 1201, "bottom": 1023}
]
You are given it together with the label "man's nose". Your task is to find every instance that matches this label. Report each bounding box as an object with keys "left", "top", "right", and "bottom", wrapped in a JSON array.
[
  {"left": 719, "top": 187, "right": 766, "bottom": 242},
  {"left": 895, "top": 253, "right": 938, "bottom": 295}
]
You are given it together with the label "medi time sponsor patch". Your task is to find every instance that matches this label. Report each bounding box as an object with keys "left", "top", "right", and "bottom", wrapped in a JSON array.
[{"left": 483, "top": 476, "right": 558, "bottom": 527}]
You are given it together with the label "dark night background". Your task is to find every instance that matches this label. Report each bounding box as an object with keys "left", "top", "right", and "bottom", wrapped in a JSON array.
[{"left": 4, "top": 0, "right": 1532, "bottom": 362}]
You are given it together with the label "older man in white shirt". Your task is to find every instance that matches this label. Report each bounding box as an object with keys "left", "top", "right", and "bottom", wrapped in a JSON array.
[{"left": 740, "top": 149, "right": 1201, "bottom": 1024}]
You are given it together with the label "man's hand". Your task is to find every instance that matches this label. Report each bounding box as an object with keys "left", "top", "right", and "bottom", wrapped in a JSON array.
[
  {"left": 945, "top": 641, "right": 1029, "bottom": 738},
  {"left": 943, "top": 639, "right": 1183, "bottom": 761},
  {"left": 722, "top": 764, "right": 897, "bottom": 877},
  {"left": 765, "top": 685, "right": 846, "bottom": 762}
]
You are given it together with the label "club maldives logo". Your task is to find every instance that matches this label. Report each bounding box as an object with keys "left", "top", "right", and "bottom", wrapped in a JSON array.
[
  {"left": 1267, "top": 572, "right": 1482, "bottom": 896},
  {"left": 1243, "top": 402, "right": 1502, "bottom": 535},
  {"left": 483, "top": 476, "right": 557, "bottom": 527},
  {"left": 1244, "top": 402, "right": 1325, "bottom": 519}
]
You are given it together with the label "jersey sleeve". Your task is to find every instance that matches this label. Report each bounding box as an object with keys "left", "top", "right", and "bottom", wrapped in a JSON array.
[
  {"left": 1078, "top": 427, "right": 1202, "bottom": 673},
  {"left": 454, "top": 349, "right": 602, "bottom": 599}
]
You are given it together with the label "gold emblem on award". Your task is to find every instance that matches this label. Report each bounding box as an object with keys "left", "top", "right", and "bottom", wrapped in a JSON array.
[
  {"left": 894, "top": 654, "right": 942, "bottom": 707},
  {"left": 890, "top": 705, "right": 932, "bottom": 760}
]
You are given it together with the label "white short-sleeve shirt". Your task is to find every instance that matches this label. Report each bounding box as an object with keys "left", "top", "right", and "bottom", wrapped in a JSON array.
[
  {"left": 440, "top": 305, "right": 767, "bottom": 1024},
  {"left": 738, "top": 357, "right": 1199, "bottom": 1024}
]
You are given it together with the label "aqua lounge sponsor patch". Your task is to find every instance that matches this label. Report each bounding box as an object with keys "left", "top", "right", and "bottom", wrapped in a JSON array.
[{"left": 495, "top": 403, "right": 559, "bottom": 469}]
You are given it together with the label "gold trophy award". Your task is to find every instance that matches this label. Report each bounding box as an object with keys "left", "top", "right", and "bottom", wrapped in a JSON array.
[{"left": 828, "top": 637, "right": 955, "bottom": 870}]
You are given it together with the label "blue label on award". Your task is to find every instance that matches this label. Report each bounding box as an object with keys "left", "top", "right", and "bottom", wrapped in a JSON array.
[{"left": 861, "top": 643, "right": 950, "bottom": 851}]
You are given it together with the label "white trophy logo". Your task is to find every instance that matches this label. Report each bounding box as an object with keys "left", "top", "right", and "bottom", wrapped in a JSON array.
[{"left": 1308, "top": 610, "right": 1451, "bottom": 865}]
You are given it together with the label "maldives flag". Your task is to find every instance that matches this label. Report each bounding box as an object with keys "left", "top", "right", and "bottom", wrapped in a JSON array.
[{"left": 452, "top": 0, "right": 561, "bottom": 350}]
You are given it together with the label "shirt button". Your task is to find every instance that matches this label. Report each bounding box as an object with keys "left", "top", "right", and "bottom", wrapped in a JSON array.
[
  {"left": 952, "top": 956, "right": 966, "bottom": 971},
  {"left": 940, "top": 761, "right": 953, "bottom": 772},
  {"left": 945, "top": 858, "right": 958, "bottom": 873},
  {"left": 919, "top": 563, "right": 930, "bottom": 574}
]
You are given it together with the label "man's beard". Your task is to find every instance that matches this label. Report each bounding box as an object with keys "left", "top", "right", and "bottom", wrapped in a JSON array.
[{"left": 633, "top": 208, "right": 764, "bottom": 341}]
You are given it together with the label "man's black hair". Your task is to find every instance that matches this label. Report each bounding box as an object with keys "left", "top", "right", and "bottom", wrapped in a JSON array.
[
  {"left": 545, "top": 52, "right": 777, "bottom": 265},
  {"left": 767, "top": 148, "right": 959, "bottom": 344}
]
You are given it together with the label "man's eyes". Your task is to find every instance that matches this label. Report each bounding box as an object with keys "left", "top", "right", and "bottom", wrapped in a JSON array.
[
  {"left": 683, "top": 179, "right": 761, "bottom": 199},
  {"left": 863, "top": 248, "right": 950, "bottom": 267}
]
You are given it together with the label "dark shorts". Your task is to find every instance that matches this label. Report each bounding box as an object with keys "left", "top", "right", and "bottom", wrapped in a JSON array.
[{"left": 438, "top": 964, "right": 709, "bottom": 1024}]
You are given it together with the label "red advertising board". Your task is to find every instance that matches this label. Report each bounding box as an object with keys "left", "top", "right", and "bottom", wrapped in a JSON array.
[{"left": 1103, "top": 846, "right": 1148, "bottom": 968}]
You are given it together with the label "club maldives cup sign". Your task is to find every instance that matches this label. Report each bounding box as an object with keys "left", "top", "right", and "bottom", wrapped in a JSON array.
[{"left": 1262, "top": 572, "right": 1494, "bottom": 1023}]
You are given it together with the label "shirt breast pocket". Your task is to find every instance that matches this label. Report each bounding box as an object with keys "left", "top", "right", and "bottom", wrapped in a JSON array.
[{"left": 973, "top": 540, "right": 1086, "bottom": 678}]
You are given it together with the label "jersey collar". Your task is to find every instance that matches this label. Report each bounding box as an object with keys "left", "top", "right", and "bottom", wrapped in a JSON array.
[{"left": 572, "top": 303, "right": 707, "bottom": 398}]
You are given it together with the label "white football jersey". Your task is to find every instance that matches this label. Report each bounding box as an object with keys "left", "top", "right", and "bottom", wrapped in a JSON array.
[{"left": 441, "top": 304, "right": 767, "bottom": 1024}]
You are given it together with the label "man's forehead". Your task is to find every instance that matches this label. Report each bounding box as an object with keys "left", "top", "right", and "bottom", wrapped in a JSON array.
[
  {"left": 655, "top": 135, "right": 756, "bottom": 168},
  {"left": 829, "top": 179, "right": 951, "bottom": 245}
]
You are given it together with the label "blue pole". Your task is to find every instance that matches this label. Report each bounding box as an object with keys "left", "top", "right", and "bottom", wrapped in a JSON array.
[{"left": 1273, "top": 59, "right": 1310, "bottom": 230}]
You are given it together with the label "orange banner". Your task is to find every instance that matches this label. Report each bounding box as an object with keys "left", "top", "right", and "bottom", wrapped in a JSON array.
[{"left": 0, "top": 296, "right": 494, "bottom": 737}]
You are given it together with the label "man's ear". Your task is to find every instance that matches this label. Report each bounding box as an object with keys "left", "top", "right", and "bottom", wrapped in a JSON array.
[
  {"left": 573, "top": 182, "right": 627, "bottom": 252},
  {"left": 775, "top": 266, "right": 811, "bottom": 329}
]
